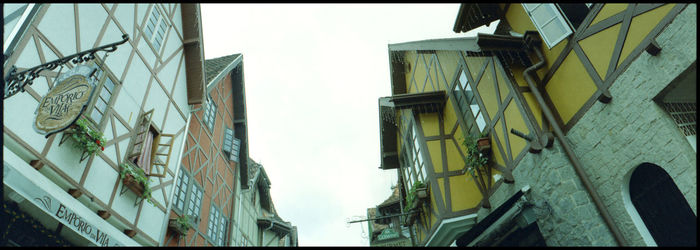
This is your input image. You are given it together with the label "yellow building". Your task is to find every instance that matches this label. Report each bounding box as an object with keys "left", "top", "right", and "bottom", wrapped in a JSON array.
[{"left": 378, "top": 3, "right": 696, "bottom": 246}]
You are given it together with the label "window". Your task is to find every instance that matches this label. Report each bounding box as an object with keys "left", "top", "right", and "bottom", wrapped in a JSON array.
[
  {"left": 207, "top": 204, "right": 228, "bottom": 245},
  {"left": 86, "top": 63, "right": 118, "bottom": 127},
  {"left": 203, "top": 95, "right": 216, "bottom": 132},
  {"left": 399, "top": 117, "right": 427, "bottom": 191},
  {"left": 223, "top": 127, "right": 242, "bottom": 162},
  {"left": 144, "top": 5, "right": 169, "bottom": 52},
  {"left": 127, "top": 109, "right": 175, "bottom": 177},
  {"left": 454, "top": 70, "right": 486, "bottom": 133},
  {"left": 557, "top": 3, "right": 592, "bottom": 31},
  {"left": 173, "top": 169, "right": 203, "bottom": 224},
  {"left": 522, "top": 4, "right": 575, "bottom": 48}
]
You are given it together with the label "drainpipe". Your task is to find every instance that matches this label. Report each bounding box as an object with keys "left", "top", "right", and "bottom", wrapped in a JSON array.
[{"left": 521, "top": 39, "right": 627, "bottom": 246}]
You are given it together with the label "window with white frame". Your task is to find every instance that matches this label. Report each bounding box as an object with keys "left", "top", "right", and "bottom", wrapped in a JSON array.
[
  {"left": 453, "top": 70, "right": 487, "bottom": 133},
  {"left": 203, "top": 94, "right": 216, "bottom": 132},
  {"left": 399, "top": 116, "right": 427, "bottom": 191},
  {"left": 144, "top": 5, "right": 169, "bottom": 52},
  {"left": 522, "top": 4, "right": 573, "bottom": 49},
  {"left": 173, "top": 169, "right": 203, "bottom": 224}
]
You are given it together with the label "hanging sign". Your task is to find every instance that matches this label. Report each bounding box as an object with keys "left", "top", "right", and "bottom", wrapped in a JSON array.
[{"left": 33, "top": 65, "right": 97, "bottom": 137}]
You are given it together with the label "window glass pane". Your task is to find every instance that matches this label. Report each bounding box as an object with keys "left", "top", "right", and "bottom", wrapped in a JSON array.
[
  {"left": 523, "top": 3, "right": 540, "bottom": 11},
  {"left": 100, "top": 88, "right": 111, "bottom": 102},
  {"left": 531, "top": 4, "right": 557, "bottom": 25},
  {"left": 90, "top": 109, "right": 102, "bottom": 123},
  {"left": 459, "top": 71, "right": 468, "bottom": 89},
  {"left": 541, "top": 19, "right": 569, "bottom": 44},
  {"left": 104, "top": 77, "right": 114, "bottom": 92},
  {"left": 476, "top": 112, "right": 486, "bottom": 131}
]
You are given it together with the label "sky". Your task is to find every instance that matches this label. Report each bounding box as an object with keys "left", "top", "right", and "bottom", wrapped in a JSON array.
[{"left": 200, "top": 4, "right": 497, "bottom": 246}]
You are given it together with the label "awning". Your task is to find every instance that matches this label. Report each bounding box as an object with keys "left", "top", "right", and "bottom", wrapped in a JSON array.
[
  {"left": 3, "top": 146, "right": 140, "bottom": 246},
  {"left": 455, "top": 185, "right": 544, "bottom": 246}
]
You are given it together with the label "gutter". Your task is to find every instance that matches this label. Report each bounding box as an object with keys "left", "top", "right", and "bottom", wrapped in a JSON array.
[{"left": 521, "top": 35, "right": 628, "bottom": 246}]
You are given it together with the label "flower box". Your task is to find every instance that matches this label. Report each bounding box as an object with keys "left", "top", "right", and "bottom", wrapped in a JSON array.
[
  {"left": 122, "top": 173, "right": 145, "bottom": 197},
  {"left": 59, "top": 119, "right": 105, "bottom": 163},
  {"left": 168, "top": 219, "right": 188, "bottom": 236},
  {"left": 476, "top": 137, "right": 491, "bottom": 153}
]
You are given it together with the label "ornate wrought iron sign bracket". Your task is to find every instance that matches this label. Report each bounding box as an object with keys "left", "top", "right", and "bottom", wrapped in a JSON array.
[{"left": 3, "top": 34, "right": 129, "bottom": 100}]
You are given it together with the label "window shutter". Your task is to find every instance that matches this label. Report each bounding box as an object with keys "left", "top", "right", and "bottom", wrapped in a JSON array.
[
  {"left": 230, "top": 138, "right": 241, "bottom": 162},
  {"left": 223, "top": 127, "right": 233, "bottom": 154},
  {"left": 149, "top": 133, "right": 174, "bottom": 177},
  {"left": 128, "top": 109, "right": 154, "bottom": 160},
  {"left": 522, "top": 3, "right": 573, "bottom": 48}
]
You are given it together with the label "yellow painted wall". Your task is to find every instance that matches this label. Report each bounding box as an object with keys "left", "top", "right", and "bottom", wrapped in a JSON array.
[
  {"left": 404, "top": 51, "right": 417, "bottom": 93},
  {"left": 427, "top": 140, "right": 443, "bottom": 174},
  {"left": 503, "top": 99, "right": 529, "bottom": 160},
  {"left": 419, "top": 113, "right": 440, "bottom": 137},
  {"left": 618, "top": 4, "right": 675, "bottom": 68},
  {"left": 495, "top": 62, "right": 511, "bottom": 103},
  {"left": 464, "top": 56, "right": 487, "bottom": 81},
  {"left": 476, "top": 61, "right": 499, "bottom": 119},
  {"left": 446, "top": 137, "right": 464, "bottom": 172},
  {"left": 545, "top": 51, "right": 597, "bottom": 123},
  {"left": 436, "top": 51, "right": 461, "bottom": 89},
  {"left": 591, "top": 4, "right": 628, "bottom": 25},
  {"left": 579, "top": 22, "right": 621, "bottom": 81},
  {"left": 449, "top": 175, "right": 482, "bottom": 211},
  {"left": 413, "top": 54, "right": 428, "bottom": 93},
  {"left": 491, "top": 132, "right": 507, "bottom": 167}
]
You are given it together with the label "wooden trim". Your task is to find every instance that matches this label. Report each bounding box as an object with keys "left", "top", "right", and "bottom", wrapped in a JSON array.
[
  {"left": 74, "top": 4, "right": 80, "bottom": 53},
  {"left": 92, "top": 4, "right": 113, "bottom": 49},
  {"left": 572, "top": 41, "right": 606, "bottom": 91},
  {"left": 606, "top": 4, "right": 635, "bottom": 81},
  {"left": 3, "top": 126, "right": 160, "bottom": 245},
  {"left": 560, "top": 4, "right": 688, "bottom": 134}
]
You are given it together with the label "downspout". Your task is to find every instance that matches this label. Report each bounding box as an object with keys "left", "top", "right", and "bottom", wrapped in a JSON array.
[{"left": 521, "top": 37, "right": 627, "bottom": 246}]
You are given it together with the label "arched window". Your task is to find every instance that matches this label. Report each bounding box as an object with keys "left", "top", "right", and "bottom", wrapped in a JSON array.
[{"left": 629, "top": 163, "right": 696, "bottom": 246}]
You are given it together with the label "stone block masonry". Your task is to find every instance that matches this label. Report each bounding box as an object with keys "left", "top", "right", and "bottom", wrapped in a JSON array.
[{"left": 483, "top": 4, "right": 696, "bottom": 247}]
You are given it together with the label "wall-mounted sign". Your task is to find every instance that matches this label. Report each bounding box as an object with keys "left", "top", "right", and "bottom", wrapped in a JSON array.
[{"left": 33, "top": 65, "right": 96, "bottom": 137}]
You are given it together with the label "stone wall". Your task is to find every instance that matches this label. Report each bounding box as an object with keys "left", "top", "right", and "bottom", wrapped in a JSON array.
[{"left": 484, "top": 4, "right": 696, "bottom": 247}]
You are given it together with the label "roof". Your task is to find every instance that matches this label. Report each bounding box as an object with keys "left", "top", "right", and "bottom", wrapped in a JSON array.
[
  {"left": 204, "top": 53, "right": 241, "bottom": 85},
  {"left": 378, "top": 186, "right": 401, "bottom": 208},
  {"left": 453, "top": 3, "right": 503, "bottom": 33}
]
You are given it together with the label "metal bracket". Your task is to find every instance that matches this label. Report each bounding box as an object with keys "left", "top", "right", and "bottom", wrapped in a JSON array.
[{"left": 4, "top": 34, "right": 129, "bottom": 99}]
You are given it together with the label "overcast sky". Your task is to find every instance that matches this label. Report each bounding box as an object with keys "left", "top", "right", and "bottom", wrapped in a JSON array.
[{"left": 200, "top": 4, "right": 496, "bottom": 246}]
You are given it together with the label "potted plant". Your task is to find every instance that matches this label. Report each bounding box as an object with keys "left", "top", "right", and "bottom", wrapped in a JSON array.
[
  {"left": 403, "top": 181, "right": 429, "bottom": 212},
  {"left": 119, "top": 163, "right": 154, "bottom": 205},
  {"left": 64, "top": 118, "right": 105, "bottom": 162},
  {"left": 463, "top": 132, "right": 490, "bottom": 178},
  {"left": 168, "top": 215, "right": 191, "bottom": 237},
  {"left": 475, "top": 131, "right": 491, "bottom": 153}
]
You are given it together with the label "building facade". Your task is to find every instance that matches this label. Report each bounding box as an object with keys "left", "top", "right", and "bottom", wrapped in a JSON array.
[
  {"left": 366, "top": 186, "right": 412, "bottom": 247},
  {"left": 162, "top": 54, "right": 249, "bottom": 246},
  {"left": 378, "top": 3, "right": 695, "bottom": 246},
  {"left": 229, "top": 158, "right": 296, "bottom": 246},
  {"left": 3, "top": 3, "right": 206, "bottom": 246}
]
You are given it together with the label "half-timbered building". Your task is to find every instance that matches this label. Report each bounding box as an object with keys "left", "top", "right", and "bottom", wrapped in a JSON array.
[
  {"left": 162, "top": 53, "right": 249, "bottom": 246},
  {"left": 3, "top": 3, "right": 206, "bottom": 246},
  {"left": 378, "top": 3, "right": 695, "bottom": 246}
]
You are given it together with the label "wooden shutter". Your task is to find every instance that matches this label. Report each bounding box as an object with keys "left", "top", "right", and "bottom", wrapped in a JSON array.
[
  {"left": 128, "top": 109, "right": 154, "bottom": 160},
  {"left": 230, "top": 137, "right": 241, "bottom": 162},
  {"left": 149, "top": 133, "right": 174, "bottom": 177},
  {"left": 522, "top": 4, "right": 573, "bottom": 48}
]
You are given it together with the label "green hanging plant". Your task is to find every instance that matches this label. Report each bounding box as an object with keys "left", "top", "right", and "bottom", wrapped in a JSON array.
[
  {"left": 119, "top": 163, "right": 154, "bottom": 205},
  {"left": 68, "top": 118, "right": 106, "bottom": 156},
  {"left": 463, "top": 131, "right": 490, "bottom": 178},
  {"left": 169, "top": 215, "right": 192, "bottom": 237},
  {"left": 403, "top": 180, "right": 427, "bottom": 213}
]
